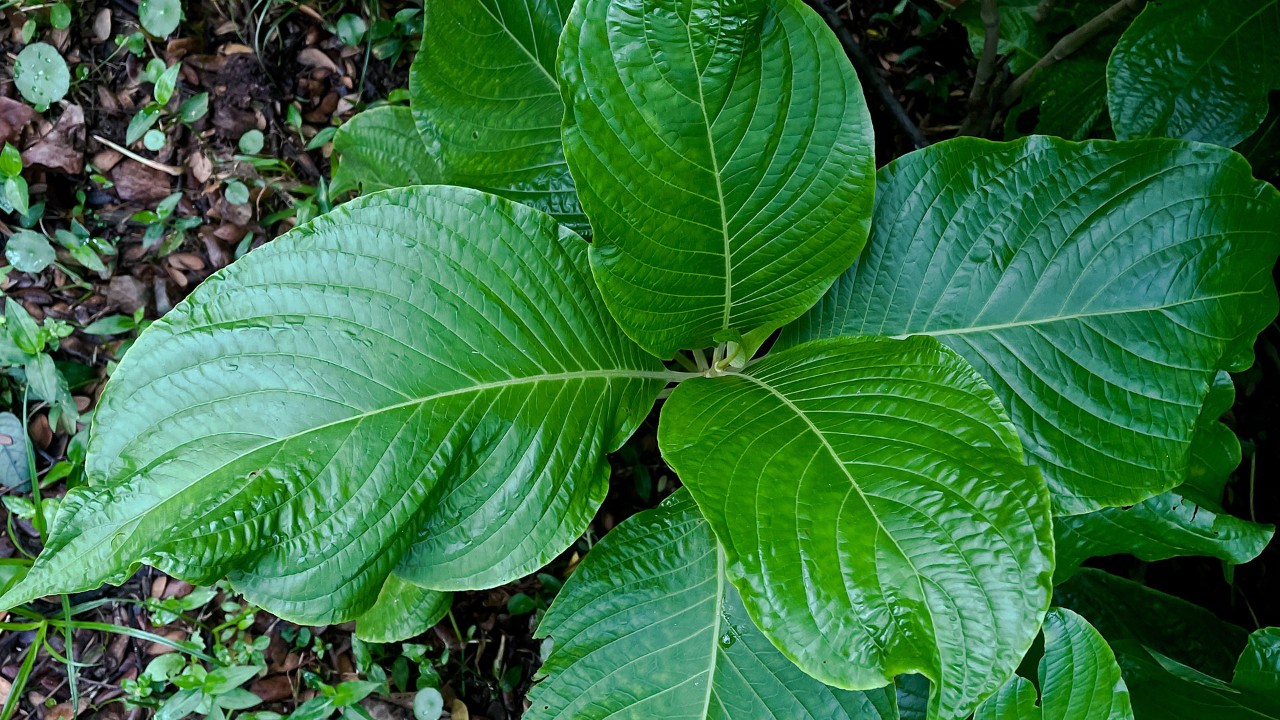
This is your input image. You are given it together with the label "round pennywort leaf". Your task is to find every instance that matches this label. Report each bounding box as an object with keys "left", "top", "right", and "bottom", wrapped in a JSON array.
[
  {"left": 13, "top": 43, "right": 71, "bottom": 109},
  {"left": 139, "top": 0, "right": 181, "bottom": 37},
  {"left": 5, "top": 230, "right": 56, "bottom": 273}
]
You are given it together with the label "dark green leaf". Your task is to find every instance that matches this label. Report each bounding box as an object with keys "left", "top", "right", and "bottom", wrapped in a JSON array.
[
  {"left": 331, "top": 107, "right": 440, "bottom": 197},
  {"left": 0, "top": 186, "right": 667, "bottom": 624},
  {"left": 1108, "top": 0, "right": 1280, "bottom": 146},
  {"left": 782, "top": 136, "right": 1280, "bottom": 513},
  {"left": 354, "top": 574, "right": 450, "bottom": 643},
  {"left": 659, "top": 335, "right": 1052, "bottom": 719},
  {"left": 50, "top": 3, "right": 71, "bottom": 30},
  {"left": 528, "top": 490, "right": 899, "bottom": 719},
  {"left": 1234, "top": 628, "right": 1280, "bottom": 699},
  {"left": 408, "top": 0, "right": 585, "bottom": 233},
  {"left": 1114, "top": 636, "right": 1280, "bottom": 719},
  {"left": 178, "top": 93, "right": 209, "bottom": 123},
  {"left": 127, "top": 107, "right": 162, "bottom": 146},
  {"left": 977, "top": 608, "right": 1133, "bottom": 720},
  {"left": 560, "top": 0, "right": 875, "bottom": 357},
  {"left": 1054, "top": 568, "right": 1248, "bottom": 679},
  {"left": 205, "top": 665, "right": 262, "bottom": 695},
  {"left": 1053, "top": 490, "right": 1273, "bottom": 580}
]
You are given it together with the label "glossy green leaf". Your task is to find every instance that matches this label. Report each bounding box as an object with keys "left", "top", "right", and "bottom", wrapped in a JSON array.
[
  {"left": 0, "top": 412, "right": 30, "bottom": 490},
  {"left": 782, "top": 136, "right": 1280, "bottom": 514},
  {"left": 13, "top": 43, "right": 70, "bottom": 109},
  {"left": 528, "top": 490, "right": 898, "bottom": 719},
  {"left": 1053, "top": 367, "right": 1272, "bottom": 578},
  {"left": 1053, "top": 491, "right": 1273, "bottom": 580},
  {"left": 139, "top": 0, "right": 182, "bottom": 37},
  {"left": 560, "top": 0, "right": 875, "bottom": 357},
  {"left": 974, "top": 677, "right": 1039, "bottom": 720},
  {"left": 5, "top": 230, "right": 56, "bottom": 273},
  {"left": 408, "top": 0, "right": 585, "bottom": 233},
  {"left": 330, "top": 107, "right": 440, "bottom": 197},
  {"left": 1113, "top": 634, "right": 1280, "bottom": 719},
  {"left": 1054, "top": 568, "right": 1249, "bottom": 679},
  {"left": 660, "top": 335, "right": 1053, "bottom": 719},
  {"left": 0, "top": 186, "right": 667, "bottom": 623},
  {"left": 354, "top": 574, "right": 450, "bottom": 644},
  {"left": 977, "top": 609, "right": 1133, "bottom": 720},
  {"left": 1235, "top": 628, "right": 1280, "bottom": 699},
  {"left": 1108, "top": 0, "right": 1280, "bottom": 147}
]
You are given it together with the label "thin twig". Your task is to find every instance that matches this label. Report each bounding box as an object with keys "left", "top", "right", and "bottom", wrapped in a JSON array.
[
  {"left": 91, "top": 134, "right": 184, "bottom": 176},
  {"left": 958, "top": 0, "right": 1001, "bottom": 136},
  {"left": 1002, "top": 0, "right": 1145, "bottom": 106},
  {"left": 805, "top": 0, "right": 929, "bottom": 149}
]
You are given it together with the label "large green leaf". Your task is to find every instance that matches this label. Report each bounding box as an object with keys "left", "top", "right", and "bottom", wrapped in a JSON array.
[
  {"left": 659, "top": 335, "right": 1053, "bottom": 719},
  {"left": 1113, "top": 632, "right": 1280, "bottom": 719},
  {"left": 354, "top": 574, "right": 451, "bottom": 644},
  {"left": 1054, "top": 569, "right": 1249, "bottom": 679},
  {"left": 559, "top": 0, "right": 875, "bottom": 357},
  {"left": 1235, "top": 628, "right": 1280, "bottom": 700},
  {"left": 527, "top": 490, "right": 898, "bottom": 719},
  {"left": 1108, "top": 0, "right": 1280, "bottom": 147},
  {"left": 330, "top": 106, "right": 440, "bottom": 197},
  {"left": 782, "top": 136, "right": 1280, "bottom": 514},
  {"left": 975, "top": 608, "right": 1133, "bottom": 720},
  {"left": 1053, "top": 491, "right": 1273, "bottom": 580},
  {"left": 0, "top": 186, "right": 668, "bottom": 623},
  {"left": 408, "top": 0, "right": 584, "bottom": 234},
  {"left": 1053, "top": 369, "right": 1272, "bottom": 578}
]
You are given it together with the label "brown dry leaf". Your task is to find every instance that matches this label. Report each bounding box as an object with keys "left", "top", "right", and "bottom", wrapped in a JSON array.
[
  {"left": 0, "top": 97, "right": 35, "bottom": 146},
  {"left": 91, "top": 8, "right": 111, "bottom": 42},
  {"left": 45, "top": 702, "right": 77, "bottom": 720},
  {"left": 449, "top": 699, "right": 470, "bottom": 720},
  {"left": 298, "top": 48, "right": 337, "bottom": 73},
  {"left": 92, "top": 149, "right": 123, "bottom": 173},
  {"left": 360, "top": 698, "right": 412, "bottom": 720},
  {"left": 249, "top": 675, "right": 294, "bottom": 703},
  {"left": 168, "top": 253, "right": 206, "bottom": 271},
  {"left": 105, "top": 276, "right": 148, "bottom": 313},
  {"left": 0, "top": 677, "right": 10, "bottom": 708},
  {"left": 29, "top": 413, "right": 52, "bottom": 449},
  {"left": 147, "top": 629, "right": 188, "bottom": 655},
  {"left": 110, "top": 162, "right": 173, "bottom": 203},
  {"left": 188, "top": 150, "right": 212, "bottom": 183}
]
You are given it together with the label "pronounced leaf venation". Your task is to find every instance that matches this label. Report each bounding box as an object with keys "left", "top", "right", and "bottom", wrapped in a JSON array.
[
  {"left": 560, "top": 0, "right": 875, "bottom": 356},
  {"left": 527, "top": 491, "right": 898, "bottom": 719},
  {"left": 783, "top": 136, "right": 1280, "bottom": 514},
  {"left": 410, "top": 0, "right": 585, "bottom": 232},
  {"left": 661, "top": 335, "right": 1053, "bottom": 720},
  {"left": 0, "top": 186, "right": 665, "bottom": 623}
]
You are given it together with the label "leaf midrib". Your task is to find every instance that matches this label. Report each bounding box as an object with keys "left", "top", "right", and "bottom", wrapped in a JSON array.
[
  {"left": 125, "top": 367, "right": 674, "bottom": 482},
  {"left": 475, "top": 0, "right": 559, "bottom": 90},
  {"left": 892, "top": 291, "right": 1258, "bottom": 339},
  {"left": 684, "top": 21, "right": 734, "bottom": 332}
]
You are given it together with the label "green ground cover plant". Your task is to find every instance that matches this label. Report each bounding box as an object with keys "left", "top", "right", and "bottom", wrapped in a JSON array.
[{"left": 3, "top": 0, "right": 1280, "bottom": 718}]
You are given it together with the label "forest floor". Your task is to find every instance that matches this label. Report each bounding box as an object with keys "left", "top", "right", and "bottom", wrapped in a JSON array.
[{"left": 0, "top": 1, "right": 1276, "bottom": 719}]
